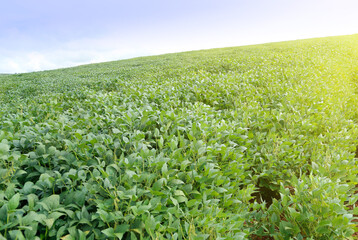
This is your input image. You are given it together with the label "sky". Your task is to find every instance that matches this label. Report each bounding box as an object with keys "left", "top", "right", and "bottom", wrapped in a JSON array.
[{"left": 1, "top": 0, "right": 358, "bottom": 73}]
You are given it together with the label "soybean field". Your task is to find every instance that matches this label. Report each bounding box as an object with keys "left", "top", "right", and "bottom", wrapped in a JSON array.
[{"left": 1, "top": 34, "right": 358, "bottom": 239}]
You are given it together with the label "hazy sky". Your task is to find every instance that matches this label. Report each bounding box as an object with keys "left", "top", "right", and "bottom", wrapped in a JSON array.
[{"left": 1, "top": 0, "right": 358, "bottom": 73}]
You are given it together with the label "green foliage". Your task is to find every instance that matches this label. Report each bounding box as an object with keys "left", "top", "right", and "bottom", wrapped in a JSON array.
[{"left": 1, "top": 34, "right": 358, "bottom": 239}]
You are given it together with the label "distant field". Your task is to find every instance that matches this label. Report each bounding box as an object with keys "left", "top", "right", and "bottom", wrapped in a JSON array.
[{"left": 1, "top": 34, "right": 358, "bottom": 239}]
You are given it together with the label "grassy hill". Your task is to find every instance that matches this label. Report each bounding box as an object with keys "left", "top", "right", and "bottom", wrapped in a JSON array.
[{"left": 1, "top": 34, "right": 358, "bottom": 239}]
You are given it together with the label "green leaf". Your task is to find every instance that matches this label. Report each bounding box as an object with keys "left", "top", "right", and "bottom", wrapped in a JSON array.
[
  {"left": 8, "top": 193, "right": 20, "bottom": 210},
  {"left": 152, "top": 179, "right": 164, "bottom": 191},
  {"left": 61, "top": 234, "right": 74, "bottom": 240},
  {"left": 123, "top": 136, "right": 129, "bottom": 143},
  {"left": 102, "top": 228, "right": 115, "bottom": 238},
  {"left": 0, "top": 143, "right": 10, "bottom": 154},
  {"left": 187, "top": 199, "right": 198, "bottom": 208},
  {"left": 161, "top": 163, "right": 168, "bottom": 175},
  {"left": 9, "top": 230, "right": 25, "bottom": 240},
  {"left": 29, "top": 152, "right": 37, "bottom": 159},
  {"left": 316, "top": 220, "right": 331, "bottom": 234},
  {"left": 125, "top": 170, "right": 137, "bottom": 179},
  {"left": 154, "top": 128, "right": 160, "bottom": 138},
  {"left": 170, "top": 196, "right": 178, "bottom": 206},
  {"left": 271, "top": 212, "right": 278, "bottom": 223},
  {"left": 145, "top": 215, "right": 157, "bottom": 237},
  {"left": 175, "top": 195, "right": 187, "bottom": 203},
  {"left": 0, "top": 169, "right": 8, "bottom": 179},
  {"left": 112, "top": 128, "right": 121, "bottom": 134},
  {"left": 78, "top": 230, "right": 86, "bottom": 240},
  {"left": 174, "top": 190, "right": 185, "bottom": 196},
  {"left": 48, "top": 146, "right": 57, "bottom": 155},
  {"left": 170, "top": 179, "right": 184, "bottom": 185},
  {"left": 36, "top": 144, "right": 46, "bottom": 156},
  {"left": 23, "top": 211, "right": 46, "bottom": 225},
  {"left": 27, "top": 194, "right": 37, "bottom": 210},
  {"left": 23, "top": 182, "right": 34, "bottom": 194},
  {"left": 114, "top": 224, "right": 130, "bottom": 239},
  {"left": 56, "top": 225, "right": 67, "bottom": 239},
  {"left": 67, "top": 226, "right": 77, "bottom": 238},
  {"left": 41, "top": 195, "right": 60, "bottom": 210},
  {"left": 0, "top": 205, "right": 7, "bottom": 222},
  {"left": 130, "top": 232, "right": 138, "bottom": 240},
  {"left": 158, "top": 136, "right": 164, "bottom": 149},
  {"left": 49, "top": 212, "right": 65, "bottom": 221},
  {"left": 44, "top": 218, "right": 55, "bottom": 229}
]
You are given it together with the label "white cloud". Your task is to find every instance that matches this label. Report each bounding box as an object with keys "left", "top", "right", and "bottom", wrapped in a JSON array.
[
  {"left": 1, "top": 25, "right": 358, "bottom": 74},
  {"left": 0, "top": 53, "right": 55, "bottom": 73},
  {"left": 0, "top": 49, "right": 134, "bottom": 74},
  {"left": 0, "top": 35, "right": 177, "bottom": 73}
]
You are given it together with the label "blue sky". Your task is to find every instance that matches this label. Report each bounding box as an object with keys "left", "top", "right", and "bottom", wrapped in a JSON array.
[{"left": 1, "top": 0, "right": 358, "bottom": 73}]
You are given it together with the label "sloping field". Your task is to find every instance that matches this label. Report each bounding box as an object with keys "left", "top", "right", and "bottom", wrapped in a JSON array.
[{"left": 1, "top": 34, "right": 358, "bottom": 239}]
